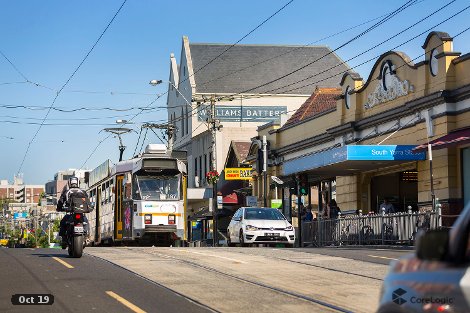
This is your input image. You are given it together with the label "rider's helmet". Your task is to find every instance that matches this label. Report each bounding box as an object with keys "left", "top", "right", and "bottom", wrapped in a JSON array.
[{"left": 68, "top": 176, "right": 79, "bottom": 188}]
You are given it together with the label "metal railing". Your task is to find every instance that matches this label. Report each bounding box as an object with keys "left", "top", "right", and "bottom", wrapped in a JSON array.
[{"left": 302, "top": 209, "right": 441, "bottom": 247}]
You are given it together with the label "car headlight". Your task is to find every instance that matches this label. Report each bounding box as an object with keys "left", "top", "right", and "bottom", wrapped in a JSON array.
[
  {"left": 245, "top": 225, "right": 258, "bottom": 231},
  {"left": 284, "top": 225, "right": 293, "bottom": 231}
]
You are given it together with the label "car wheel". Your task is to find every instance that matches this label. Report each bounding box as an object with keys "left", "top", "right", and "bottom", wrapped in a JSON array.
[
  {"left": 227, "top": 231, "right": 234, "bottom": 247},
  {"left": 239, "top": 230, "right": 246, "bottom": 247}
]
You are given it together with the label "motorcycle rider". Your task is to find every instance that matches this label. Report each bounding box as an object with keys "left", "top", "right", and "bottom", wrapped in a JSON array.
[{"left": 57, "top": 176, "right": 92, "bottom": 247}]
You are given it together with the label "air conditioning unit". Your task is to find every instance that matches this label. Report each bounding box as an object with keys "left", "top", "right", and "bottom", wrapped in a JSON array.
[{"left": 194, "top": 176, "right": 200, "bottom": 188}]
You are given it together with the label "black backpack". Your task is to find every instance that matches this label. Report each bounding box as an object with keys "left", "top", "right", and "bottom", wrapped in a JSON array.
[{"left": 66, "top": 188, "right": 90, "bottom": 212}]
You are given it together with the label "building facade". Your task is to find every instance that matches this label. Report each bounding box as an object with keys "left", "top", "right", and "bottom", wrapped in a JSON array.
[
  {"left": 250, "top": 31, "right": 470, "bottom": 227},
  {"left": 165, "top": 36, "right": 353, "bottom": 223},
  {"left": 0, "top": 176, "right": 44, "bottom": 205}
]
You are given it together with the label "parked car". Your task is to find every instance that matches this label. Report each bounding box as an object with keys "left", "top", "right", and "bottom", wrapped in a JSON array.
[
  {"left": 227, "top": 207, "right": 295, "bottom": 247},
  {"left": 377, "top": 203, "right": 470, "bottom": 313}
]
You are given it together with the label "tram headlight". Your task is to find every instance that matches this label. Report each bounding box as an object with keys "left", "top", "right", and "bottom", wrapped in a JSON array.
[
  {"left": 168, "top": 214, "right": 176, "bottom": 225},
  {"left": 144, "top": 214, "right": 152, "bottom": 224}
]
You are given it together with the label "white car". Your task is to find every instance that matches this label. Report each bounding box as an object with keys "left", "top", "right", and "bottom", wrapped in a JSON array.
[{"left": 227, "top": 207, "right": 295, "bottom": 247}]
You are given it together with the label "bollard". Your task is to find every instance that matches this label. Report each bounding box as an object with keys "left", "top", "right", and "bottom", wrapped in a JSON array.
[{"left": 381, "top": 207, "right": 386, "bottom": 245}]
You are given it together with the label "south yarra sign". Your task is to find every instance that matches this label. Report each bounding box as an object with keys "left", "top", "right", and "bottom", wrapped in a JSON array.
[{"left": 224, "top": 168, "right": 252, "bottom": 180}]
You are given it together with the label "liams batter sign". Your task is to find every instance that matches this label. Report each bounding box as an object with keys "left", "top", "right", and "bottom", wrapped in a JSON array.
[{"left": 198, "top": 105, "right": 287, "bottom": 122}]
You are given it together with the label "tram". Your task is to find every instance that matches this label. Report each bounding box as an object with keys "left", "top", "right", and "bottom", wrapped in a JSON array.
[{"left": 86, "top": 144, "right": 187, "bottom": 246}]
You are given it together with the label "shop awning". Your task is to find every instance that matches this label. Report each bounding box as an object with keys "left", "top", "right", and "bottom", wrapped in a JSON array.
[
  {"left": 282, "top": 145, "right": 426, "bottom": 176},
  {"left": 412, "top": 127, "right": 470, "bottom": 152}
]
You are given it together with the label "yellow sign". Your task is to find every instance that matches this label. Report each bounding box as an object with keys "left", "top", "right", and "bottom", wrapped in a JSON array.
[
  {"left": 225, "top": 168, "right": 252, "bottom": 180},
  {"left": 0, "top": 239, "right": 8, "bottom": 246}
]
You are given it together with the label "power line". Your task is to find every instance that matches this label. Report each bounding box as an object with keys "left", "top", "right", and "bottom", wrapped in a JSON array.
[
  {"left": 17, "top": 0, "right": 128, "bottom": 175},
  {"left": 132, "top": 127, "right": 144, "bottom": 157},
  {"left": 0, "top": 101, "right": 169, "bottom": 112},
  {"left": 260, "top": 0, "right": 458, "bottom": 95},
  {"left": 0, "top": 50, "right": 29, "bottom": 82},
  {"left": 164, "top": 0, "right": 419, "bottom": 143},
  {"left": 76, "top": 0, "right": 414, "bottom": 168},
  {"left": 243, "top": 3, "right": 470, "bottom": 99},
  {"left": 185, "top": 0, "right": 295, "bottom": 85},
  {"left": 222, "top": 0, "right": 417, "bottom": 98},
  {"left": 194, "top": 10, "right": 404, "bottom": 90}
]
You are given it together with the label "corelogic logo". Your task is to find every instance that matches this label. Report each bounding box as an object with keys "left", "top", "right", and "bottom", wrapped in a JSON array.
[{"left": 392, "top": 288, "right": 407, "bottom": 305}]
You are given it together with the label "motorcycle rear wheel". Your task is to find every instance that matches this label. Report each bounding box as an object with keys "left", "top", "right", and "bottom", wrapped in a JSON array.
[{"left": 70, "top": 236, "right": 84, "bottom": 258}]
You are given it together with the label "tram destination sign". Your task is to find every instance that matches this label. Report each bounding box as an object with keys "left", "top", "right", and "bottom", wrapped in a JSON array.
[{"left": 197, "top": 105, "right": 287, "bottom": 122}]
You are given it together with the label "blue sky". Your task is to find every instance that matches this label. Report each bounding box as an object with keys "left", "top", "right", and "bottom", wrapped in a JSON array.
[{"left": 1, "top": 0, "right": 469, "bottom": 185}]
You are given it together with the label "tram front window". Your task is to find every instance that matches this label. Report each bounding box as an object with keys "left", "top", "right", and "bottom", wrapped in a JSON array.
[{"left": 135, "top": 175, "right": 180, "bottom": 200}]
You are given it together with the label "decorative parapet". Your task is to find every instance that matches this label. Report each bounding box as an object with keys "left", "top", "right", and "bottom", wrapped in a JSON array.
[{"left": 364, "top": 76, "right": 414, "bottom": 109}]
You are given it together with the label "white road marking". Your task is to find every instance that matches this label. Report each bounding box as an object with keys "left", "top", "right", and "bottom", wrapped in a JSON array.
[
  {"left": 367, "top": 255, "right": 398, "bottom": 261},
  {"left": 52, "top": 256, "right": 74, "bottom": 269},
  {"left": 106, "top": 291, "right": 147, "bottom": 313},
  {"left": 174, "top": 249, "right": 248, "bottom": 264}
]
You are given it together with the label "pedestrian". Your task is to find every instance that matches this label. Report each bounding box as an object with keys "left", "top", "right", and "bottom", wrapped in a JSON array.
[
  {"left": 327, "top": 199, "right": 341, "bottom": 219},
  {"left": 325, "top": 199, "right": 341, "bottom": 245},
  {"left": 380, "top": 198, "right": 395, "bottom": 214},
  {"left": 303, "top": 205, "right": 313, "bottom": 222}
]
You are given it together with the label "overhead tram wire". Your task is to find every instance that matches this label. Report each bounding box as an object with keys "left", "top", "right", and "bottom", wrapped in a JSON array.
[
  {"left": 277, "top": 5, "right": 470, "bottom": 97},
  {"left": 79, "top": 1, "right": 293, "bottom": 168},
  {"left": 235, "top": 2, "right": 470, "bottom": 103},
  {"left": 220, "top": 0, "right": 417, "bottom": 100},
  {"left": 80, "top": 91, "right": 167, "bottom": 169},
  {"left": 152, "top": 0, "right": 417, "bottom": 140},
  {"left": 125, "top": 1, "right": 470, "bottom": 153},
  {"left": 138, "top": 128, "right": 149, "bottom": 154},
  {"left": 0, "top": 49, "right": 29, "bottom": 82},
  {"left": 180, "top": 0, "right": 295, "bottom": 87},
  {"left": 133, "top": 127, "right": 144, "bottom": 157},
  {"left": 127, "top": 1, "right": 466, "bottom": 147},
  {"left": 193, "top": 8, "right": 415, "bottom": 90},
  {"left": 258, "top": 0, "right": 458, "bottom": 95},
  {"left": 17, "top": 0, "right": 128, "bottom": 175}
]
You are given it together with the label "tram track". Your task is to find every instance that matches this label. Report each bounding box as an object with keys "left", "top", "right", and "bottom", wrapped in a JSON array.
[
  {"left": 128, "top": 248, "right": 354, "bottom": 313},
  {"left": 86, "top": 253, "right": 221, "bottom": 313},
  {"left": 225, "top": 248, "right": 384, "bottom": 282}
]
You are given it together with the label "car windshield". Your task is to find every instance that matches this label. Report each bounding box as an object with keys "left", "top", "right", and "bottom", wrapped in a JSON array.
[
  {"left": 244, "top": 208, "right": 285, "bottom": 220},
  {"left": 135, "top": 175, "right": 180, "bottom": 200}
]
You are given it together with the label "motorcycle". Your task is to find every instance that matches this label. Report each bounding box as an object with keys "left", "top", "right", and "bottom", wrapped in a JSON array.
[{"left": 62, "top": 208, "right": 87, "bottom": 258}]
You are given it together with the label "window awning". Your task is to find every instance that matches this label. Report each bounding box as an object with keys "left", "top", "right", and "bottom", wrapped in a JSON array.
[
  {"left": 413, "top": 127, "right": 470, "bottom": 152},
  {"left": 282, "top": 145, "right": 426, "bottom": 176}
]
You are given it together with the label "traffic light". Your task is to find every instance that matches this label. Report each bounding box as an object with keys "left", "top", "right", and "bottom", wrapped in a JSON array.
[{"left": 299, "top": 176, "right": 308, "bottom": 195}]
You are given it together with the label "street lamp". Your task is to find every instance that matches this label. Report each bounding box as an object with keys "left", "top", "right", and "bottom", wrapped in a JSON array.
[{"left": 149, "top": 79, "right": 192, "bottom": 109}]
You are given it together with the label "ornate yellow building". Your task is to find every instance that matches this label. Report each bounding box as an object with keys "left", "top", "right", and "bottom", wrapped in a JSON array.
[{"left": 250, "top": 31, "right": 470, "bottom": 226}]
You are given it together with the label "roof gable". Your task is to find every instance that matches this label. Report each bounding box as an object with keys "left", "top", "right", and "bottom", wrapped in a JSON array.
[
  {"left": 188, "top": 42, "right": 352, "bottom": 95},
  {"left": 283, "top": 87, "right": 341, "bottom": 128}
]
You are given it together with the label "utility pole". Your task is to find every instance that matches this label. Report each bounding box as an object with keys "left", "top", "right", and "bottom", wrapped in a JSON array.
[
  {"left": 207, "top": 95, "right": 221, "bottom": 247},
  {"left": 262, "top": 135, "right": 268, "bottom": 207}
]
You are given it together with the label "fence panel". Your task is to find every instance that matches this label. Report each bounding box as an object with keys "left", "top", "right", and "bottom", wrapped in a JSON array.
[{"left": 302, "top": 211, "right": 438, "bottom": 247}]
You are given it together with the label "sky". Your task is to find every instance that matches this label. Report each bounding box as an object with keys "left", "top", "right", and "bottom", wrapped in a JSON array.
[{"left": 1, "top": 0, "right": 470, "bottom": 185}]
